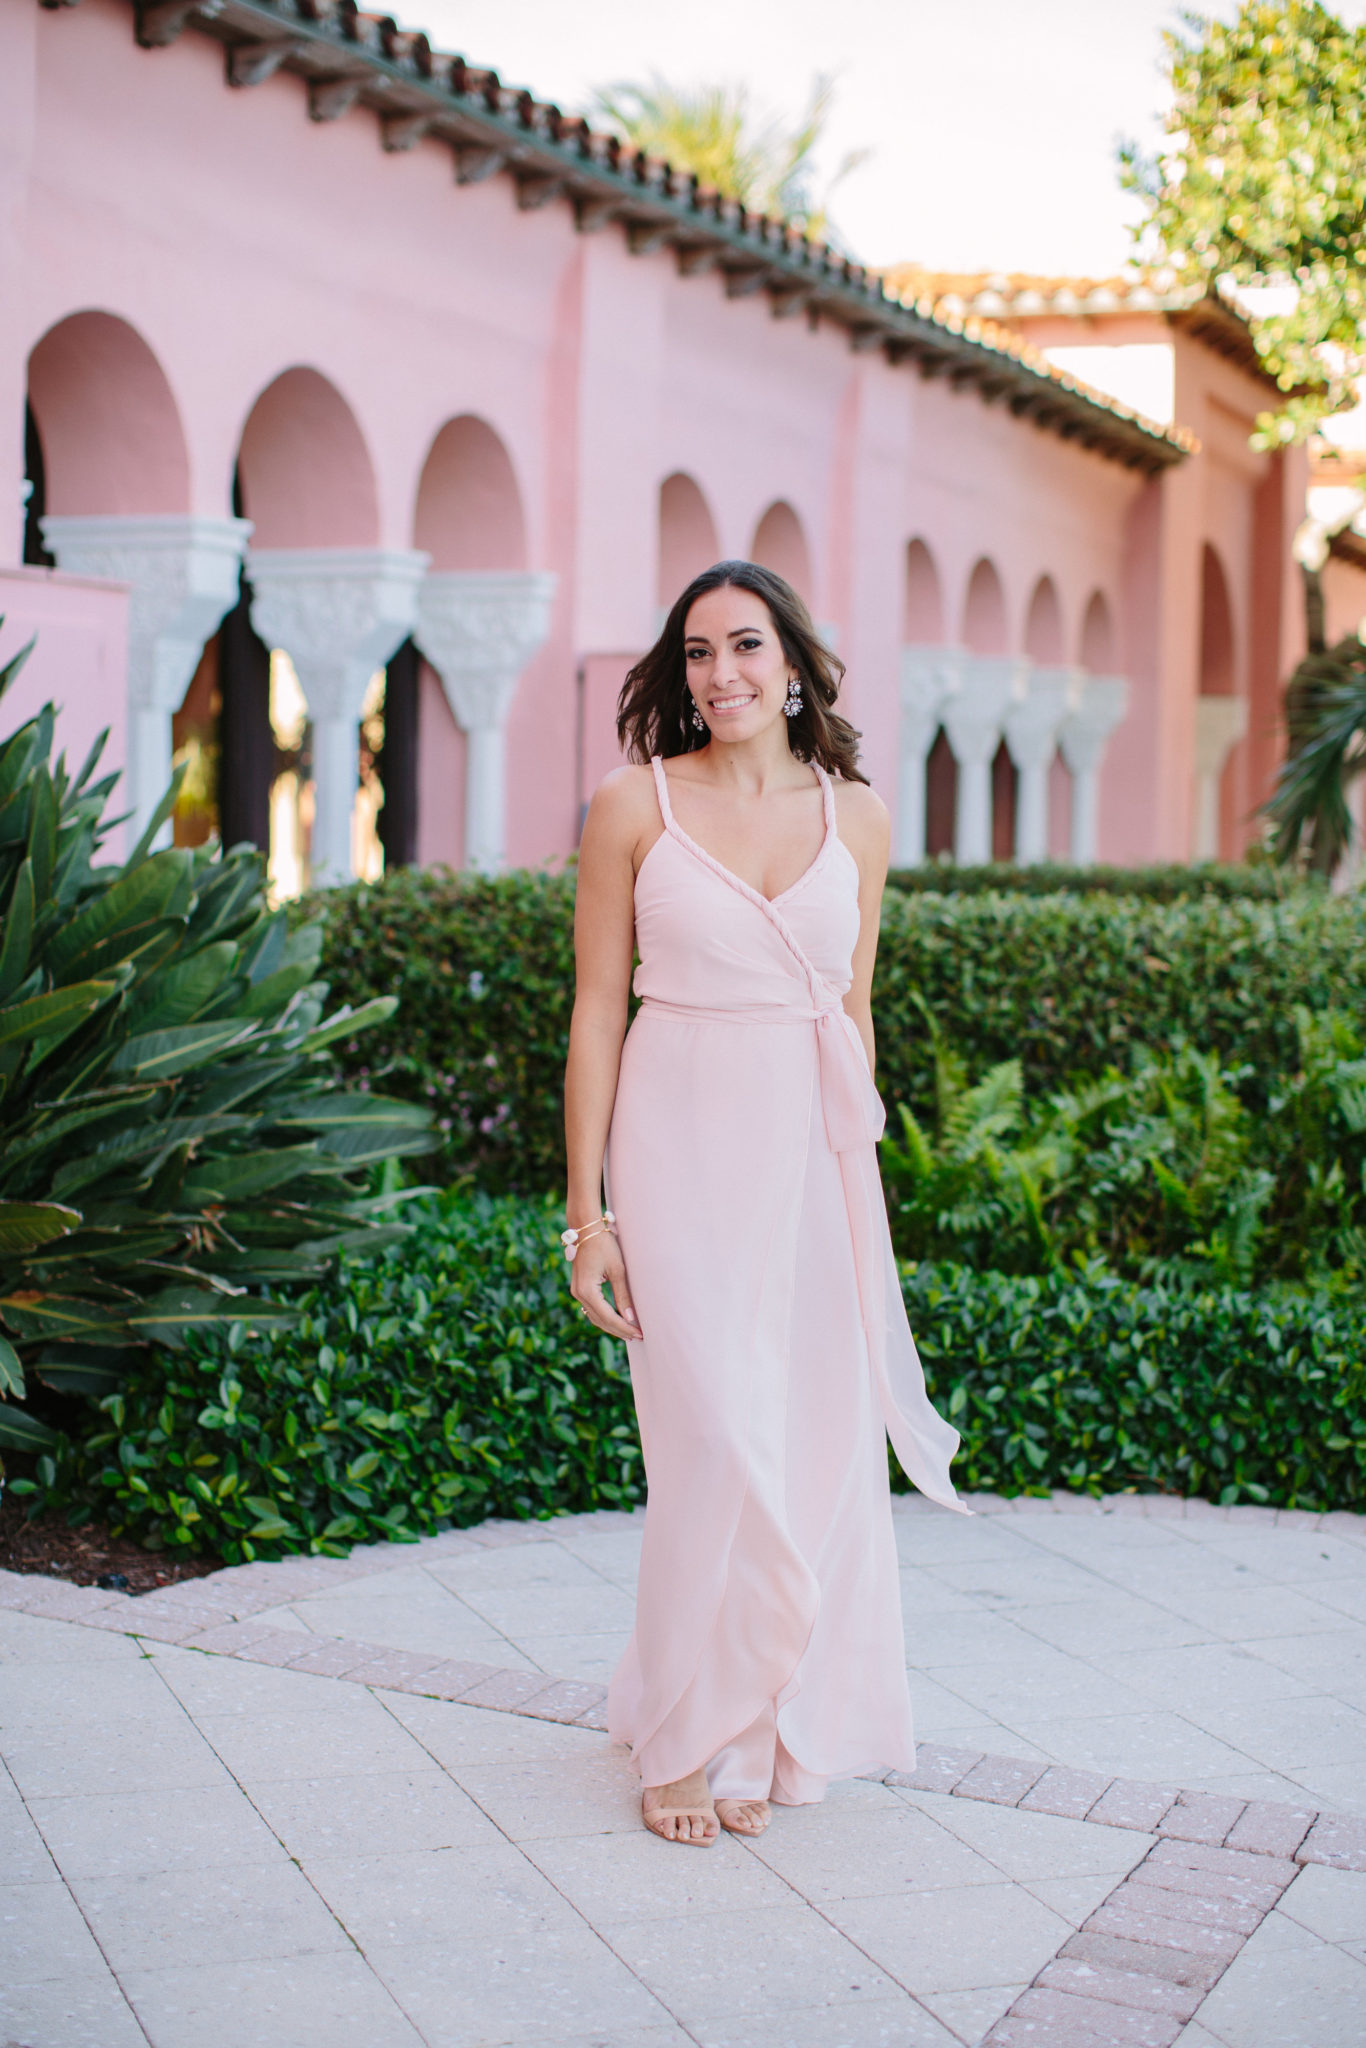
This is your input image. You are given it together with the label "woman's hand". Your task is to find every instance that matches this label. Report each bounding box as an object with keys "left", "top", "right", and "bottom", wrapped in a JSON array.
[{"left": 569, "top": 1227, "right": 640, "bottom": 1342}]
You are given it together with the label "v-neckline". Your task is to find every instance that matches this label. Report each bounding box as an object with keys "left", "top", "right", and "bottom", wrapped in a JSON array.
[{"left": 653, "top": 757, "right": 835, "bottom": 908}]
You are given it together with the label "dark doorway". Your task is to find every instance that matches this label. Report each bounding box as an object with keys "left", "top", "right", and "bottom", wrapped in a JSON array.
[
  {"left": 925, "top": 726, "right": 957, "bottom": 859},
  {"left": 217, "top": 572, "right": 273, "bottom": 854},
  {"left": 991, "top": 739, "right": 1018, "bottom": 861},
  {"left": 378, "top": 639, "right": 420, "bottom": 869},
  {"left": 23, "top": 404, "right": 53, "bottom": 568}
]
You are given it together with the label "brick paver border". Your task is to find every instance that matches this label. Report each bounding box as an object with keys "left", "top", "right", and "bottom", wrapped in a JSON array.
[{"left": 5, "top": 1500, "right": 1366, "bottom": 2044}]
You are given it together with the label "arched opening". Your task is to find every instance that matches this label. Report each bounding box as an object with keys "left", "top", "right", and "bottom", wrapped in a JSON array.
[
  {"left": 750, "top": 500, "right": 813, "bottom": 601},
  {"left": 991, "top": 741, "right": 1017, "bottom": 861},
  {"left": 657, "top": 473, "right": 720, "bottom": 611},
  {"left": 414, "top": 414, "right": 527, "bottom": 571},
  {"left": 26, "top": 310, "right": 190, "bottom": 517},
  {"left": 926, "top": 727, "right": 957, "bottom": 858},
  {"left": 236, "top": 366, "right": 379, "bottom": 549},
  {"left": 904, "top": 538, "right": 944, "bottom": 643},
  {"left": 962, "top": 557, "right": 1008, "bottom": 655},
  {"left": 1196, "top": 542, "right": 1243, "bottom": 859},
  {"left": 1024, "top": 575, "right": 1064, "bottom": 664},
  {"left": 1080, "top": 589, "right": 1114, "bottom": 674},
  {"left": 1199, "top": 543, "right": 1235, "bottom": 696},
  {"left": 224, "top": 370, "right": 384, "bottom": 892}
]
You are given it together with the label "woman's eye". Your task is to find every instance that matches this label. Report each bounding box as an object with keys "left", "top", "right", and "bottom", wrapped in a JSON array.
[{"left": 736, "top": 638, "right": 761, "bottom": 652}]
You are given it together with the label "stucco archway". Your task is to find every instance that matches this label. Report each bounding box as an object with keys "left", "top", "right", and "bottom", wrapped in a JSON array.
[
  {"left": 414, "top": 414, "right": 527, "bottom": 570},
  {"left": 657, "top": 472, "right": 720, "bottom": 610},
  {"left": 962, "top": 557, "right": 1008, "bottom": 655},
  {"left": 1024, "top": 575, "right": 1064, "bottom": 663},
  {"left": 236, "top": 367, "right": 380, "bottom": 548},
  {"left": 1080, "top": 590, "right": 1115, "bottom": 673},
  {"left": 750, "top": 500, "right": 812, "bottom": 601},
  {"left": 27, "top": 310, "right": 190, "bottom": 516},
  {"left": 904, "top": 538, "right": 945, "bottom": 643}
]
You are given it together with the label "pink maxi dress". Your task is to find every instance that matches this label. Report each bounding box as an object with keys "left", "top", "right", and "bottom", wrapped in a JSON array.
[{"left": 605, "top": 756, "right": 965, "bottom": 1805}]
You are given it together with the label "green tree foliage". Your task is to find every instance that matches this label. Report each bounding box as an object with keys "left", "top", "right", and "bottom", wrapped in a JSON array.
[
  {"left": 1262, "top": 631, "right": 1366, "bottom": 872},
  {"left": 587, "top": 73, "right": 867, "bottom": 242},
  {"left": 0, "top": 636, "right": 434, "bottom": 1463},
  {"left": 1122, "top": 0, "right": 1366, "bottom": 442}
]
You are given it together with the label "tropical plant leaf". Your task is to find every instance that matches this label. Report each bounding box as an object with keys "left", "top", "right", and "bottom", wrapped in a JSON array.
[
  {"left": 0, "top": 981, "right": 117, "bottom": 1047},
  {"left": 0, "top": 1405, "right": 57, "bottom": 1451},
  {"left": 109, "top": 1020, "right": 258, "bottom": 1079},
  {"left": 0, "top": 1332, "right": 24, "bottom": 1398},
  {"left": 0, "top": 1200, "right": 81, "bottom": 1254}
]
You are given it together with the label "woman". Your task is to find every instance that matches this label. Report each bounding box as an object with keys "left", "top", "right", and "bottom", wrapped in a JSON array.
[{"left": 564, "top": 560, "right": 963, "bottom": 1849}]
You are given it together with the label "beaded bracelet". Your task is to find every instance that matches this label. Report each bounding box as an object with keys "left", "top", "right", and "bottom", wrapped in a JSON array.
[{"left": 560, "top": 1210, "right": 616, "bottom": 1262}]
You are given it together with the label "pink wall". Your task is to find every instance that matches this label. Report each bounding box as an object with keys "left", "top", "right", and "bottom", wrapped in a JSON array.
[
  {"left": 1, "top": 0, "right": 1307, "bottom": 872},
  {"left": 0, "top": 566, "right": 129, "bottom": 786}
]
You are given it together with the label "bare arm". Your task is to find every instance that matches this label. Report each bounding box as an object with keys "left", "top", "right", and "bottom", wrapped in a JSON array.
[
  {"left": 563, "top": 770, "right": 652, "bottom": 1339},
  {"left": 834, "top": 781, "right": 891, "bottom": 1077}
]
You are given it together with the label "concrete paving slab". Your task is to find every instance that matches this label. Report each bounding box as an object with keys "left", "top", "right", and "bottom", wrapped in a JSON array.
[
  {"left": 4, "top": 1495, "right": 1365, "bottom": 2047},
  {"left": 120, "top": 1950, "right": 426, "bottom": 2048},
  {"left": 27, "top": 1780, "right": 284, "bottom": 1880},
  {"left": 380, "top": 1690, "right": 609, "bottom": 1766},
  {"left": 524, "top": 1824, "right": 796, "bottom": 1923},
  {"left": 605, "top": 1900, "right": 902, "bottom": 2024},
  {"left": 0, "top": 1968, "right": 149, "bottom": 2048},
  {"left": 71, "top": 1856, "right": 353, "bottom": 1974},
  {"left": 1188, "top": 1910, "right": 1366, "bottom": 2047},
  {"left": 826, "top": 1879, "right": 1074, "bottom": 1995},
  {"left": 367, "top": 1924, "right": 672, "bottom": 2044},
  {"left": 245, "top": 1765, "right": 501, "bottom": 1862}
]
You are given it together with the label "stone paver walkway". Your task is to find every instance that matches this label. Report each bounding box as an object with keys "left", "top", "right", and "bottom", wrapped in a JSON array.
[{"left": 3, "top": 1491, "right": 1365, "bottom": 2047}]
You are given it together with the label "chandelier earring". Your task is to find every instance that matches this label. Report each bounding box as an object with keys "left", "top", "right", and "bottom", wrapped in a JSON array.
[
  {"left": 783, "top": 674, "right": 803, "bottom": 719},
  {"left": 689, "top": 694, "right": 706, "bottom": 732}
]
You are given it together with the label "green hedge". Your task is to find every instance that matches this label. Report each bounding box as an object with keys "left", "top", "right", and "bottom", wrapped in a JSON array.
[
  {"left": 875, "top": 888, "right": 1366, "bottom": 1118},
  {"left": 314, "top": 869, "right": 1366, "bottom": 1187},
  {"left": 313, "top": 867, "right": 576, "bottom": 1192},
  {"left": 905, "top": 1261, "right": 1366, "bottom": 1509},
  {"left": 25, "top": 1197, "right": 1366, "bottom": 1552},
  {"left": 28, "top": 1193, "right": 640, "bottom": 1560},
  {"left": 887, "top": 861, "right": 1307, "bottom": 901}
]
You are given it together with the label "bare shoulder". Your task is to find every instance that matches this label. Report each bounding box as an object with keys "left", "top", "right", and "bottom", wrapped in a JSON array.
[
  {"left": 831, "top": 776, "right": 890, "bottom": 858},
  {"left": 587, "top": 763, "right": 655, "bottom": 830},
  {"left": 581, "top": 763, "right": 658, "bottom": 862}
]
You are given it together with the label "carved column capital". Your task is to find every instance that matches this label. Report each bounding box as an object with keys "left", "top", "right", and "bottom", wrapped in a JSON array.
[
  {"left": 40, "top": 513, "right": 252, "bottom": 851},
  {"left": 246, "top": 548, "right": 430, "bottom": 721},
  {"left": 942, "top": 654, "right": 1028, "bottom": 766},
  {"left": 40, "top": 513, "right": 252, "bottom": 712},
  {"left": 1059, "top": 675, "right": 1130, "bottom": 776},
  {"left": 245, "top": 548, "right": 429, "bottom": 884},
  {"left": 414, "top": 571, "right": 558, "bottom": 874},
  {"left": 415, "top": 571, "right": 558, "bottom": 733}
]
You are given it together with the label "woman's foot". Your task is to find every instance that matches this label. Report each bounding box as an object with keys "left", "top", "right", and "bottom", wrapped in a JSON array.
[
  {"left": 715, "top": 1797, "right": 771, "bottom": 1836},
  {"left": 642, "top": 1769, "right": 719, "bottom": 1846}
]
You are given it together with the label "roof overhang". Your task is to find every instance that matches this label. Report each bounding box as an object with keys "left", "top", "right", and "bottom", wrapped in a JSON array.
[{"left": 51, "top": 0, "right": 1195, "bottom": 476}]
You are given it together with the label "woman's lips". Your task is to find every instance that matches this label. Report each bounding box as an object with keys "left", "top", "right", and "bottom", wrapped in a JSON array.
[{"left": 707, "top": 693, "right": 758, "bottom": 714}]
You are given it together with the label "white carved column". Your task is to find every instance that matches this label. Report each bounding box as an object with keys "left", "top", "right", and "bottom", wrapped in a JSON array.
[
  {"left": 415, "top": 571, "right": 557, "bottom": 873},
  {"left": 896, "top": 646, "right": 960, "bottom": 864},
  {"left": 943, "top": 655, "right": 1028, "bottom": 864},
  {"left": 40, "top": 514, "right": 252, "bottom": 851},
  {"left": 247, "top": 548, "right": 429, "bottom": 883},
  {"left": 1059, "top": 676, "right": 1130, "bottom": 865},
  {"left": 1193, "top": 696, "right": 1249, "bottom": 861},
  {"left": 1004, "top": 666, "right": 1081, "bottom": 864}
]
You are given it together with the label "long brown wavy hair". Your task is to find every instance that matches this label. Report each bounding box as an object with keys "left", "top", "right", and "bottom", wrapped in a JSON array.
[{"left": 616, "top": 560, "right": 867, "bottom": 784}]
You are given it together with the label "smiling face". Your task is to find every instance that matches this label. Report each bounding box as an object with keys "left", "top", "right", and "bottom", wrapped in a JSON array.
[{"left": 683, "top": 584, "right": 796, "bottom": 745}]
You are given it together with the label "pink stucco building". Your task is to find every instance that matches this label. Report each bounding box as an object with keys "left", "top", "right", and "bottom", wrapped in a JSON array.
[{"left": 0, "top": 0, "right": 1323, "bottom": 883}]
